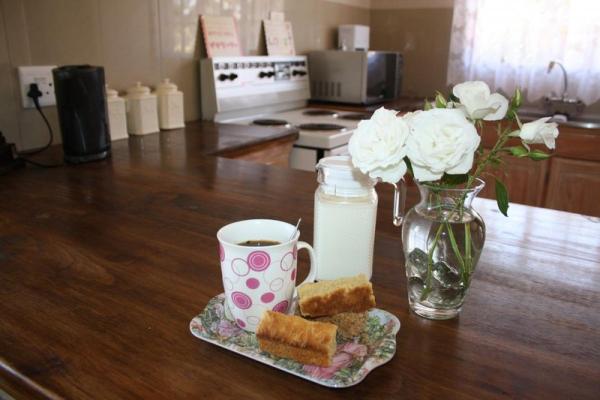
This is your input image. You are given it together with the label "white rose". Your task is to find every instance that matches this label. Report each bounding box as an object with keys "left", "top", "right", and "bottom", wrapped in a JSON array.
[
  {"left": 519, "top": 117, "right": 559, "bottom": 150},
  {"left": 453, "top": 81, "right": 509, "bottom": 121},
  {"left": 348, "top": 107, "right": 409, "bottom": 183},
  {"left": 406, "top": 108, "right": 481, "bottom": 182}
]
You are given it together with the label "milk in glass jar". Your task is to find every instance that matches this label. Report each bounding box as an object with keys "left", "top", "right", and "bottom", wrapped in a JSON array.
[{"left": 314, "top": 156, "right": 378, "bottom": 280}]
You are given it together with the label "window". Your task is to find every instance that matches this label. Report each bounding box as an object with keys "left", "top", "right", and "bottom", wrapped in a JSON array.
[{"left": 447, "top": 0, "right": 600, "bottom": 104}]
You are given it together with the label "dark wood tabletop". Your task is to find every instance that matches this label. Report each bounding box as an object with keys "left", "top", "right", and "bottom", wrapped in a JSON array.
[{"left": 1, "top": 125, "right": 599, "bottom": 399}]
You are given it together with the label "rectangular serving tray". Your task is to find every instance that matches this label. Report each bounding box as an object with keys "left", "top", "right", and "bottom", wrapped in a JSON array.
[{"left": 189, "top": 293, "right": 400, "bottom": 388}]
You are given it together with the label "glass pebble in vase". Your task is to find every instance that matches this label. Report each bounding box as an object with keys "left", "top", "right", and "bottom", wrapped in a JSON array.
[{"left": 401, "top": 179, "right": 486, "bottom": 320}]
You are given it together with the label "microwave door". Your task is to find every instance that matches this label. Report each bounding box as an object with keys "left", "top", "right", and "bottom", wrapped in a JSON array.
[{"left": 366, "top": 52, "right": 401, "bottom": 104}]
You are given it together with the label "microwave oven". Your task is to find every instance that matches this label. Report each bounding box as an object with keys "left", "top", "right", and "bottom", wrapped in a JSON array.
[{"left": 308, "top": 50, "right": 403, "bottom": 105}]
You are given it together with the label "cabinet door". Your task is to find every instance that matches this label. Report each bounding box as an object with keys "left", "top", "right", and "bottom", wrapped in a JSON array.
[
  {"left": 545, "top": 158, "right": 600, "bottom": 217},
  {"left": 478, "top": 156, "right": 548, "bottom": 207}
]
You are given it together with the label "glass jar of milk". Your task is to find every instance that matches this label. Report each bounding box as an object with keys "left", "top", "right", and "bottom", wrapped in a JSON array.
[{"left": 314, "top": 155, "right": 378, "bottom": 280}]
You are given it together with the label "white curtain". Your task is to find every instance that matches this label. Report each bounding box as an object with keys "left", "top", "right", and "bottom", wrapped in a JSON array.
[{"left": 447, "top": 0, "right": 600, "bottom": 104}]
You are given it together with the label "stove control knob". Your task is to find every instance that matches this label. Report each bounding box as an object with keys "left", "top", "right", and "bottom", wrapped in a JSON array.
[
  {"left": 218, "top": 73, "right": 229, "bottom": 81},
  {"left": 267, "top": 71, "right": 275, "bottom": 77},
  {"left": 229, "top": 73, "right": 238, "bottom": 80},
  {"left": 293, "top": 70, "right": 307, "bottom": 76},
  {"left": 259, "top": 71, "right": 268, "bottom": 78}
]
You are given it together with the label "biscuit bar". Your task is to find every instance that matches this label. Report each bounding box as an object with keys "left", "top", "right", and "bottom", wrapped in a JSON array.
[
  {"left": 256, "top": 310, "right": 337, "bottom": 367},
  {"left": 298, "top": 274, "right": 376, "bottom": 317}
]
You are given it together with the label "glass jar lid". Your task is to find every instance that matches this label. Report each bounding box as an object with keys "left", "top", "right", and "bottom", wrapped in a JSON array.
[{"left": 316, "top": 155, "right": 376, "bottom": 196}]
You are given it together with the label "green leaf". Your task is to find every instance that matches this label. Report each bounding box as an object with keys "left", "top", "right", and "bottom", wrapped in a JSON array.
[
  {"left": 449, "top": 93, "right": 459, "bottom": 102},
  {"left": 441, "top": 173, "right": 468, "bottom": 186},
  {"left": 495, "top": 178, "right": 509, "bottom": 217},
  {"left": 435, "top": 91, "right": 447, "bottom": 108},
  {"left": 528, "top": 149, "right": 551, "bottom": 160},
  {"left": 423, "top": 98, "right": 432, "bottom": 111},
  {"left": 507, "top": 146, "right": 528, "bottom": 157}
]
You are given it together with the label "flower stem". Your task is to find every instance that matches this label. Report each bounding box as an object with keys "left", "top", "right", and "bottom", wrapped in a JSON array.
[
  {"left": 467, "top": 122, "right": 515, "bottom": 189},
  {"left": 420, "top": 222, "right": 444, "bottom": 301},
  {"left": 445, "top": 221, "right": 465, "bottom": 275},
  {"left": 464, "top": 223, "right": 472, "bottom": 283},
  {"left": 417, "top": 121, "right": 514, "bottom": 303}
]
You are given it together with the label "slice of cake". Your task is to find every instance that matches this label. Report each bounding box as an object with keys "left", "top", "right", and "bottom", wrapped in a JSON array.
[
  {"left": 256, "top": 311, "right": 337, "bottom": 367},
  {"left": 298, "top": 274, "right": 376, "bottom": 317}
]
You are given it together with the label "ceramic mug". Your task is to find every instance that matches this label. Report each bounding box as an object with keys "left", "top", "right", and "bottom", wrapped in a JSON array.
[{"left": 216, "top": 219, "right": 317, "bottom": 333}]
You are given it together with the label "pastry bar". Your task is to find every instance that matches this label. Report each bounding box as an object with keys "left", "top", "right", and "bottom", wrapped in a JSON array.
[
  {"left": 298, "top": 274, "right": 376, "bottom": 317},
  {"left": 256, "top": 311, "right": 337, "bottom": 367}
]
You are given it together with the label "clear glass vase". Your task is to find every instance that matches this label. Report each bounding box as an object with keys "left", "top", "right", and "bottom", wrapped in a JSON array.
[{"left": 401, "top": 179, "right": 486, "bottom": 320}]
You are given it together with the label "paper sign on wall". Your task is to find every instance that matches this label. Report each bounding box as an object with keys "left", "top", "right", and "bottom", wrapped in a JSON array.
[
  {"left": 200, "top": 15, "right": 242, "bottom": 57},
  {"left": 263, "top": 19, "right": 296, "bottom": 56}
]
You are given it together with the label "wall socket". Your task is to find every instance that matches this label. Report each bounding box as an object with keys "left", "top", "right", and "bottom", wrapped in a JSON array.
[{"left": 18, "top": 66, "right": 57, "bottom": 109}]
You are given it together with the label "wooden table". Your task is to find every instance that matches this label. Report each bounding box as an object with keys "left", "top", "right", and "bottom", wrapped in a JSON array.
[{"left": 1, "top": 127, "right": 599, "bottom": 399}]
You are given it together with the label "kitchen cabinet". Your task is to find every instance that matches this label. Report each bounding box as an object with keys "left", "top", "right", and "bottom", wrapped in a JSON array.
[
  {"left": 480, "top": 123, "right": 600, "bottom": 216},
  {"left": 545, "top": 157, "right": 600, "bottom": 215},
  {"left": 478, "top": 155, "right": 548, "bottom": 207}
]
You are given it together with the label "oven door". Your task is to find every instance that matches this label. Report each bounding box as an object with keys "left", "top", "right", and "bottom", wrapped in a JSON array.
[{"left": 365, "top": 52, "right": 403, "bottom": 104}]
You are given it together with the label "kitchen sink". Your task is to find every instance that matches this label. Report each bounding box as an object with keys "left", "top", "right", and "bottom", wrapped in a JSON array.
[{"left": 519, "top": 109, "right": 600, "bottom": 130}]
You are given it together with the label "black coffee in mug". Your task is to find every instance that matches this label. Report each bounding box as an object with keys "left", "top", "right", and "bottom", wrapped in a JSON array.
[{"left": 237, "top": 240, "right": 281, "bottom": 247}]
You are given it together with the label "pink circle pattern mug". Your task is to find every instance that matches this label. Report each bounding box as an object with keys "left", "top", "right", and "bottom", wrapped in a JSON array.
[{"left": 217, "top": 219, "right": 317, "bottom": 333}]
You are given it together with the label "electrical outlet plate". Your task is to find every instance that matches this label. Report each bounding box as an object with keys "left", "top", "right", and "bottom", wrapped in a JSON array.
[{"left": 18, "top": 65, "right": 57, "bottom": 109}]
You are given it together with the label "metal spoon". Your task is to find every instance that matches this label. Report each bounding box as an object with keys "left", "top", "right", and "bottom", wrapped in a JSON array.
[{"left": 289, "top": 218, "right": 301, "bottom": 241}]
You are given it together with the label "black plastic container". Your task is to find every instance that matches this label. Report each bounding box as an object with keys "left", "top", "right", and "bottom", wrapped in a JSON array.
[{"left": 52, "top": 65, "right": 111, "bottom": 163}]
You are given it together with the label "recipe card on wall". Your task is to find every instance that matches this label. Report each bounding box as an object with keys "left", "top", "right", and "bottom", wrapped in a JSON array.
[
  {"left": 200, "top": 15, "right": 243, "bottom": 57},
  {"left": 263, "top": 13, "right": 296, "bottom": 56}
]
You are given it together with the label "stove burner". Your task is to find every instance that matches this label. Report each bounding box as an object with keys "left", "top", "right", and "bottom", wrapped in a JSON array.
[
  {"left": 297, "top": 123, "right": 347, "bottom": 131},
  {"left": 252, "top": 119, "right": 289, "bottom": 126},
  {"left": 339, "top": 113, "right": 373, "bottom": 121},
  {"left": 302, "top": 109, "right": 338, "bottom": 117}
]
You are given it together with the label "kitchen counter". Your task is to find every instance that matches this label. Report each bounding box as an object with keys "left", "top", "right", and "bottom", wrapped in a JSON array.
[
  {"left": 1, "top": 125, "right": 599, "bottom": 399},
  {"left": 24, "top": 120, "right": 299, "bottom": 165}
]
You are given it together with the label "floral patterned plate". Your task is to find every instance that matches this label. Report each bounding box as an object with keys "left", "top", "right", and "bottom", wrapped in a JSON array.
[{"left": 189, "top": 293, "right": 400, "bottom": 388}]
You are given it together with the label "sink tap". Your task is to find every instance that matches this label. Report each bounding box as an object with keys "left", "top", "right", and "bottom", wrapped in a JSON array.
[{"left": 547, "top": 61, "right": 569, "bottom": 100}]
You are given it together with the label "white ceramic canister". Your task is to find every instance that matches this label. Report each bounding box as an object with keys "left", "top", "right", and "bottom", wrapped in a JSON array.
[
  {"left": 105, "top": 85, "right": 128, "bottom": 140},
  {"left": 125, "top": 82, "right": 159, "bottom": 135},
  {"left": 155, "top": 78, "right": 184, "bottom": 130},
  {"left": 313, "top": 155, "right": 378, "bottom": 280}
]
